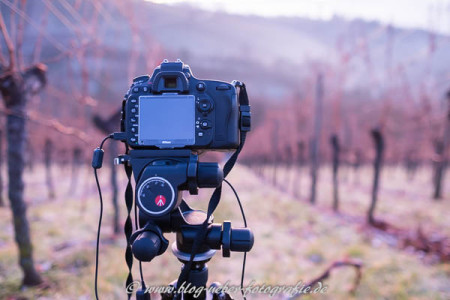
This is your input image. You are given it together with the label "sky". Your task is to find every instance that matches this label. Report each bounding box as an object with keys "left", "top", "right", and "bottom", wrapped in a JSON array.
[{"left": 147, "top": 0, "right": 450, "bottom": 34}]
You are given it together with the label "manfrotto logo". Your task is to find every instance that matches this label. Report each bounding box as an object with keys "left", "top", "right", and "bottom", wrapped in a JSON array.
[{"left": 162, "top": 141, "right": 171, "bottom": 144}]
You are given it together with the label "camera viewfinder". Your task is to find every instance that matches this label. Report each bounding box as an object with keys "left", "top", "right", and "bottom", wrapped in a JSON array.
[{"left": 164, "top": 77, "right": 177, "bottom": 89}]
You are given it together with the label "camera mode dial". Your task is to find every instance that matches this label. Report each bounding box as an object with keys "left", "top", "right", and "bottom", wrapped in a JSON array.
[{"left": 137, "top": 177, "right": 176, "bottom": 217}]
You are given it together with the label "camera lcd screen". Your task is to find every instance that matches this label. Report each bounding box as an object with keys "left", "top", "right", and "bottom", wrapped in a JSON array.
[{"left": 138, "top": 95, "right": 195, "bottom": 148}]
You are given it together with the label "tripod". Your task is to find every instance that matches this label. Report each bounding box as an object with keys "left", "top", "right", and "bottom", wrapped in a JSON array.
[
  {"left": 162, "top": 255, "right": 229, "bottom": 300},
  {"left": 133, "top": 200, "right": 253, "bottom": 300}
]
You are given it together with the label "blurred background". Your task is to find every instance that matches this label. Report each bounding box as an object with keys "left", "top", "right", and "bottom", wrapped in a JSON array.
[{"left": 0, "top": 0, "right": 449, "bottom": 299}]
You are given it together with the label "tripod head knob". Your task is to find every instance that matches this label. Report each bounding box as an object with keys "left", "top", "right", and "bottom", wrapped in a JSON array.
[
  {"left": 176, "top": 218, "right": 254, "bottom": 258},
  {"left": 131, "top": 223, "right": 169, "bottom": 262},
  {"left": 197, "top": 162, "right": 223, "bottom": 188},
  {"left": 132, "top": 231, "right": 161, "bottom": 262},
  {"left": 229, "top": 227, "right": 254, "bottom": 252},
  {"left": 221, "top": 221, "right": 254, "bottom": 257}
]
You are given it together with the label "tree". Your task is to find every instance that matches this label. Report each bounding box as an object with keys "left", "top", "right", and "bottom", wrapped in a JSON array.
[
  {"left": 44, "top": 138, "right": 55, "bottom": 200},
  {"left": 309, "top": 73, "right": 324, "bottom": 204},
  {"left": 368, "top": 128, "right": 384, "bottom": 225},
  {"left": 93, "top": 109, "right": 122, "bottom": 234},
  {"left": 330, "top": 135, "right": 340, "bottom": 211},
  {"left": 432, "top": 91, "right": 450, "bottom": 200},
  {"left": 68, "top": 147, "right": 83, "bottom": 194},
  {"left": 293, "top": 141, "right": 305, "bottom": 198},
  {"left": 271, "top": 119, "right": 280, "bottom": 187},
  {"left": 0, "top": 10, "right": 45, "bottom": 285},
  {"left": 0, "top": 130, "right": 4, "bottom": 207}
]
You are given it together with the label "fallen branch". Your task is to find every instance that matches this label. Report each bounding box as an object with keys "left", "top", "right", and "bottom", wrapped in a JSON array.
[
  {"left": 287, "top": 259, "right": 363, "bottom": 299},
  {"left": 367, "top": 218, "right": 450, "bottom": 263},
  {"left": 401, "top": 226, "right": 450, "bottom": 262}
]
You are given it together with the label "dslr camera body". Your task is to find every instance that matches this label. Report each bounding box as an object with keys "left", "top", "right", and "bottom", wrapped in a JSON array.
[{"left": 122, "top": 59, "right": 249, "bottom": 150}]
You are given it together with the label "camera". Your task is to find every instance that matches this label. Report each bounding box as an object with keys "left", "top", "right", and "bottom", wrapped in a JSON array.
[
  {"left": 94, "top": 59, "right": 252, "bottom": 300},
  {"left": 121, "top": 59, "right": 248, "bottom": 150},
  {"left": 114, "top": 59, "right": 251, "bottom": 218}
]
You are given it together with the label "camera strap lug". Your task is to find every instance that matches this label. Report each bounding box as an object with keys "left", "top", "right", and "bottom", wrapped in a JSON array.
[{"left": 231, "top": 80, "right": 243, "bottom": 88}]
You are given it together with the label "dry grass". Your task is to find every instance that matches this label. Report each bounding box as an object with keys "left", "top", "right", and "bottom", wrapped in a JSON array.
[{"left": 0, "top": 164, "right": 448, "bottom": 299}]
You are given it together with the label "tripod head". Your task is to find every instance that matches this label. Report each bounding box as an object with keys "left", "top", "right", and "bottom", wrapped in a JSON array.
[
  {"left": 114, "top": 149, "right": 254, "bottom": 300},
  {"left": 116, "top": 149, "right": 223, "bottom": 218},
  {"left": 130, "top": 200, "right": 254, "bottom": 262}
]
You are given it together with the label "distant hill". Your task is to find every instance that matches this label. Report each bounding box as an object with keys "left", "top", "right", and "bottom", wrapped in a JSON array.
[
  {"left": 140, "top": 2, "right": 450, "bottom": 99},
  {"left": 3, "top": 0, "right": 450, "bottom": 103}
]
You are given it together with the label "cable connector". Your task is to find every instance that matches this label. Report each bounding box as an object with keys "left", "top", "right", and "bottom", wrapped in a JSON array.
[
  {"left": 112, "top": 132, "right": 127, "bottom": 141},
  {"left": 92, "top": 148, "right": 104, "bottom": 169}
]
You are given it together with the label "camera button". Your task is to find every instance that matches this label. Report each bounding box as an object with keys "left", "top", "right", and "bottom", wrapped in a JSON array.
[
  {"left": 200, "top": 120, "right": 210, "bottom": 129},
  {"left": 130, "top": 138, "right": 137, "bottom": 142},
  {"left": 216, "top": 84, "right": 231, "bottom": 90},
  {"left": 131, "top": 118, "right": 137, "bottom": 123},
  {"left": 131, "top": 128, "right": 137, "bottom": 133},
  {"left": 131, "top": 108, "right": 137, "bottom": 113},
  {"left": 196, "top": 82, "right": 206, "bottom": 91},
  {"left": 131, "top": 99, "right": 137, "bottom": 103},
  {"left": 198, "top": 132, "right": 204, "bottom": 137},
  {"left": 133, "top": 87, "right": 139, "bottom": 93},
  {"left": 133, "top": 75, "right": 149, "bottom": 83}
]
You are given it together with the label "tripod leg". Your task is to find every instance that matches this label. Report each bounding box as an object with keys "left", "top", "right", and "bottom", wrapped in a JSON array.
[
  {"left": 136, "top": 286, "right": 150, "bottom": 300},
  {"left": 210, "top": 282, "right": 233, "bottom": 300},
  {"left": 161, "top": 281, "right": 177, "bottom": 300}
]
